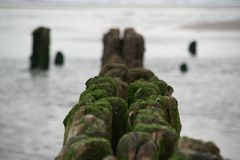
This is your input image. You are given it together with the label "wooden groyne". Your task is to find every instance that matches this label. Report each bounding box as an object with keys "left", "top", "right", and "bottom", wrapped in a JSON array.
[{"left": 55, "top": 28, "right": 223, "bottom": 160}]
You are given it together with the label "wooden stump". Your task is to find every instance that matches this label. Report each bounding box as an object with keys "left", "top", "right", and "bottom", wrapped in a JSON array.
[{"left": 30, "top": 26, "right": 50, "bottom": 70}]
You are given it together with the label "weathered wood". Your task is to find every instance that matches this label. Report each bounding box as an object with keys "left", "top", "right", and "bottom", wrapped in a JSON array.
[
  {"left": 56, "top": 30, "right": 223, "bottom": 160},
  {"left": 101, "top": 28, "right": 145, "bottom": 68},
  {"left": 30, "top": 26, "right": 50, "bottom": 70}
]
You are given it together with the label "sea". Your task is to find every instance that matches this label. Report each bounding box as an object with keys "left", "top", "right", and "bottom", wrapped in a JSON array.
[{"left": 0, "top": 2, "right": 240, "bottom": 160}]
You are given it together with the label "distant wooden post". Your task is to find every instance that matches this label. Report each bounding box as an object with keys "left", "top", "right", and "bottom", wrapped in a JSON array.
[
  {"left": 102, "top": 28, "right": 123, "bottom": 67},
  {"left": 122, "top": 28, "right": 145, "bottom": 68},
  {"left": 188, "top": 40, "right": 197, "bottom": 56},
  {"left": 55, "top": 51, "right": 64, "bottom": 65},
  {"left": 180, "top": 62, "right": 188, "bottom": 73},
  {"left": 101, "top": 28, "right": 145, "bottom": 68},
  {"left": 30, "top": 27, "right": 50, "bottom": 70}
]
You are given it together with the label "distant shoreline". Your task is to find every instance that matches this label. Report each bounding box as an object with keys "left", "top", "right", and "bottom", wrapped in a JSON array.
[
  {"left": 0, "top": 5, "right": 240, "bottom": 10},
  {"left": 182, "top": 20, "right": 240, "bottom": 31}
]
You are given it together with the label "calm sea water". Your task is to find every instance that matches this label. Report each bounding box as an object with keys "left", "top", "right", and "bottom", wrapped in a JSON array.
[{"left": 0, "top": 6, "right": 240, "bottom": 160}]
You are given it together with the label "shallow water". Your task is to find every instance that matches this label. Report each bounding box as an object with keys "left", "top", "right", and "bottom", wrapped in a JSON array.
[{"left": 0, "top": 7, "right": 240, "bottom": 160}]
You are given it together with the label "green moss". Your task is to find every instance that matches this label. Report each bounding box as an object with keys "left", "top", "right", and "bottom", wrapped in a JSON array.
[
  {"left": 84, "top": 76, "right": 130, "bottom": 99},
  {"left": 128, "top": 95, "right": 181, "bottom": 135},
  {"left": 85, "top": 76, "right": 129, "bottom": 100},
  {"left": 59, "top": 135, "right": 113, "bottom": 160},
  {"left": 65, "top": 114, "right": 108, "bottom": 143},
  {"left": 79, "top": 89, "right": 108, "bottom": 103},
  {"left": 129, "top": 99, "right": 148, "bottom": 111},
  {"left": 79, "top": 115, "right": 107, "bottom": 137},
  {"left": 157, "top": 96, "right": 181, "bottom": 136},
  {"left": 85, "top": 82, "right": 116, "bottom": 97},
  {"left": 139, "top": 95, "right": 181, "bottom": 135},
  {"left": 63, "top": 99, "right": 113, "bottom": 144},
  {"left": 128, "top": 80, "right": 160, "bottom": 105},
  {"left": 99, "top": 63, "right": 130, "bottom": 82},
  {"left": 86, "top": 100, "right": 112, "bottom": 130},
  {"left": 85, "top": 76, "right": 117, "bottom": 91},
  {"left": 129, "top": 96, "right": 164, "bottom": 116},
  {"left": 129, "top": 108, "right": 168, "bottom": 130},
  {"left": 112, "top": 78, "right": 128, "bottom": 100},
  {"left": 150, "top": 77, "right": 168, "bottom": 95},
  {"left": 169, "top": 151, "right": 187, "bottom": 160},
  {"left": 129, "top": 68, "right": 155, "bottom": 82},
  {"left": 63, "top": 103, "right": 81, "bottom": 128},
  {"left": 132, "top": 87, "right": 159, "bottom": 103},
  {"left": 117, "top": 132, "right": 158, "bottom": 160},
  {"left": 63, "top": 103, "right": 86, "bottom": 144},
  {"left": 155, "top": 95, "right": 165, "bottom": 103},
  {"left": 79, "top": 95, "right": 96, "bottom": 105},
  {"left": 134, "top": 123, "right": 178, "bottom": 160},
  {"left": 101, "top": 97, "right": 128, "bottom": 154}
]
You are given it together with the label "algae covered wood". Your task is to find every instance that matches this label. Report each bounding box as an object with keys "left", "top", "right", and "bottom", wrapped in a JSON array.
[
  {"left": 65, "top": 114, "right": 108, "bottom": 143},
  {"left": 134, "top": 124, "right": 178, "bottom": 160},
  {"left": 170, "top": 136, "right": 223, "bottom": 160},
  {"left": 99, "top": 63, "right": 130, "bottom": 83},
  {"left": 117, "top": 132, "right": 159, "bottom": 160},
  {"left": 101, "top": 97, "right": 128, "bottom": 154},
  {"left": 56, "top": 29, "right": 224, "bottom": 160},
  {"left": 57, "top": 63, "right": 183, "bottom": 160},
  {"left": 55, "top": 135, "right": 113, "bottom": 160}
]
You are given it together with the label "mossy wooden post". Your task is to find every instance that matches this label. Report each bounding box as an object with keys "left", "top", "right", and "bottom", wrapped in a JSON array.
[{"left": 30, "top": 26, "right": 50, "bottom": 70}]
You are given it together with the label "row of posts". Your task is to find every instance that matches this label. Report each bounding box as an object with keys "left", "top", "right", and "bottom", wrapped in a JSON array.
[
  {"left": 54, "top": 28, "right": 222, "bottom": 160},
  {"left": 29, "top": 26, "right": 197, "bottom": 73}
]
